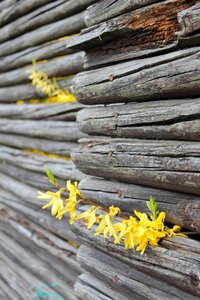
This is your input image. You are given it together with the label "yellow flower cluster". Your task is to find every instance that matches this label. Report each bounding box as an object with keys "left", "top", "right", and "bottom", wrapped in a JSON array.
[
  {"left": 26, "top": 67, "right": 76, "bottom": 103},
  {"left": 24, "top": 149, "right": 70, "bottom": 160},
  {"left": 38, "top": 175, "right": 187, "bottom": 255}
]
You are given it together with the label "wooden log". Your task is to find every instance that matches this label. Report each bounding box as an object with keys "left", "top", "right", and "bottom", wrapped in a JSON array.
[
  {"left": 72, "top": 138, "right": 200, "bottom": 195},
  {"left": 76, "top": 244, "right": 200, "bottom": 299},
  {"left": 0, "top": 133, "right": 79, "bottom": 156},
  {"left": 0, "top": 12, "right": 85, "bottom": 57},
  {"left": 0, "top": 0, "right": 53, "bottom": 27},
  {"left": 75, "top": 273, "right": 129, "bottom": 300},
  {"left": 0, "top": 0, "right": 17, "bottom": 11},
  {"left": 0, "top": 102, "right": 83, "bottom": 121},
  {"left": 0, "top": 77, "right": 73, "bottom": 103},
  {"left": 79, "top": 176, "right": 200, "bottom": 231},
  {"left": 72, "top": 47, "right": 200, "bottom": 105},
  {"left": 0, "top": 52, "right": 84, "bottom": 87},
  {"left": 177, "top": 3, "right": 200, "bottom": 37},
  {"left": 67, "top": 0, "right": 196, "bottom": 50},
  {"left": 179, "top": 32, "right": 200, "bottom": 48},
  {"left": 0, "top": 146, "right": 83, "bottom": 181},
  {"left": 72, "top": 220, "right": 200, "bottom": 297},
  {"left": 77, "top": 99, "right": 200, "bottom": 141},
  {"left": 0, "top": 0, "right": 98, "bottom": 44},
  {"left": 85, "top": 0, "right": 159, "bottom": 27},
  {"left": 0, "top": 119, "right": 86, "bottom": 141}
]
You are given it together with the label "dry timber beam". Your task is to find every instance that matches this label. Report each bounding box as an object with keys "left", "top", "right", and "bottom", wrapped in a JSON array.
[
  {"left": 66, "top": 0, "right": 196, "bottom": 53},
  {"left": 0, "top": 102, "right": 83, "bottom": 120},
  {"left": 0, "top": 0, "right": 98, "bottom": 44},
  {"left": 0, "top": 77, "right": 72, "bottom": 103},
  {"left": 72, "top": 138, "right": 200, "bottom": 195},
  {"left": 79, "top": 176, "right": 200, "bottom": 232},
  {"left": 85, "top": 0, "right": 159, "bottom": 27},
  {"left": 0, "top": 119, "right": 86, "bottom": 141},
  {"left": 0, "top": 52, "right": 85, "bottom": 87},
  {"left": 177, "top": 3, "right": 200, "bottom": 37},
  {"left": 0, "top": 12, "right": 85, "bottom": 57},
  {"left": 72, "top": 47, "right": 200, "bottom": 105},
  {"left": 0, "top": 133, "right": 79, "bottom": 156},
  {"left": 77, "top": 99, "right": 200, "bottom": 141},
  {"left": 0, "top": 146, "right": 83, "bottom": 181},
  {"left": 72, "top": 221, "right": 200, "bottom": 297}
]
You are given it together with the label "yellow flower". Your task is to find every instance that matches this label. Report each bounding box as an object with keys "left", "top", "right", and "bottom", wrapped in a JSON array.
[
  {"left": 166, "top": 225, "right": 187, "bottom": 238},
  {"left": 67, "top": 180, "right": 81, "bottom": 199},
  {"left": 109, "top": 205, "right": 120, "bottom": 216},
  {"left": 76, "top": 206, "right": 99, "bottom": 229},
  {"left": 37, "top": 190, "right": 63, "bottom": 216}
]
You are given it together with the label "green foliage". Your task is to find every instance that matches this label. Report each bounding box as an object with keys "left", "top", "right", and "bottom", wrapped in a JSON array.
[
  {"left": 146, "top": 196, "right": 159, "bottom": 221},
  {"left": 45, "top": 168, "right": 57, "bottom": 186}
]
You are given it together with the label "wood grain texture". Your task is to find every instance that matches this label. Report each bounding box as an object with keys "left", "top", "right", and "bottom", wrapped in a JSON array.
[
  {"left": 72, "top": 47, "right": 200, "bottom": 104},
  {"left": 79, "top": 176, "right": 200, "bottom": 231},
  {"left": 77, "top": 99, "right": 200, "bottom": 141},
  {"left": 0, "top": 119, "right": 86, "bottom": 141},
  {"left": 0, "top": 52, "right": 85, "bottom": 87},
  {"left": 0, "top": 12, "right": 85, "bottom": 57},
  {"left": 0, "top": 145, "right": 83, "bottom": 181},
  {"left": 177, "top": 3, "right": 200, "bottom": 37},
  {"left": 0, "top": 102, "right": 83, "bottom": 120},
  {"left": 72, "top": 138, "right": 200, "bottom": 195}
]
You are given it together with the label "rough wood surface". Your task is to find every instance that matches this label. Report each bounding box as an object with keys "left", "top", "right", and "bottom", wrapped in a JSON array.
[
  {"left": 76, "top": 244, "right": 200, "bottom": 299},
  {"left": 0, "top": 12, "right": 85, "bottom": 57},
  {"left": 177, "top": 3, "right": 200, "bottom": 37},
  {"left": 0, "top": 0, "right": 98, "bottom": 44},
  {"left": 72, "top": 47, "right": 200, "bottom": 105},
  {"left": 0, "top": 102, "right": 83, "bottom": 120},
  {"left": 0, "top": 52, "right": 84, "bottom": 87},
  {"left": 0, "top": 146, "right": 83, "bottom": 181},
  {"left": 77, "top": 99, "right": 200, "bottom": 141},
  {"left": 0, "top": 133, "right": 79, "bottom": 156},
  {"left": 67, "top": 0, "right": 196, "bottom": 50},
  {"left": 0, "top": 119, "right": 86, "bottom": 141},
  {"left": 79, "top": 176, "right": 200, "bottom": 231},
  {"left": 72, "top": 138, "right": 200, "bottom": 195},
  {"left": 85, "top": 0, "right": 159, "bottom": 27},
  {"left": 72, "top": 220, "right": 200, "bottom": 297}
]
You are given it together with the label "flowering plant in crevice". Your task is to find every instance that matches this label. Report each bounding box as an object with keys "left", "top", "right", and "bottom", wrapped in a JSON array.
[{"left": 38, "top": 169, "right": 187, "bottom": 255}]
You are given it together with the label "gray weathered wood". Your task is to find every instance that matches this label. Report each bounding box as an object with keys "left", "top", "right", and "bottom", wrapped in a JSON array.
[
  {"left": 0, "top": 0, "right": 98, "bottom": 44},
  {"left": 0, "top": 102, "right": 83, "bottom": 120},
  {"left": 79, "top": 176, "right": 200, "bottom": 231},
  {"left": 77, "top": 99, "right": 200, "bottom": 141},
  {"left": 177, "top": 3, "right": 200, "bottom": 37},
  {"left": 0, "top": 119, "right": 86, "bottom": 141},
  {"left": 0, "top": 77, "right": 73, "bottom": 103},
  {"left": 0, "top": 133, "right": 79, "bottom": 156},
  {"left": 72, "top": 138, "right": 200, "bottom": 195},
  {"left": 0, "top": 12, "right": 85, "bottom": 57},
  {"left": 179, "top": 32, "right": 200, "bottom": 48},
  {"left": 85, "top": 0, "right": 159, "bottom": 27},
  {"left": 72, "top": 47, "right": 200, "bottom": 104},
  {"left": 0, "top": 52, "right": 85, "bottom": 87},
  {"left": 0, "top": 146, "right": 83, "bottom": 181}
]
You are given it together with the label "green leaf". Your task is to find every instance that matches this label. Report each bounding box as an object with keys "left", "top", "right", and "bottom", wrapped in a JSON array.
[
  {"left": 45, "top": 168, "right": 57, "bottom": 186},
  {"left": 146, "top": 196, "right": 159, "bottom": 221}
]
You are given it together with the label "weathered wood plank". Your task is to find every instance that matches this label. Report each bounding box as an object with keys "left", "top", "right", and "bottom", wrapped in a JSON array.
[
  {"left": 0, "top": 77, "right": 73, "bottom": 103},
  {"left": 85, "top": 0, "right": 159, "bottom": 27},
  {"left": 76, "top": 244, "right": 200, "bottom": 299},
  {"left": 67, "top": 0, "right": 195, "bottom": 50},
  {"left": 0, "top": 52, "right": 84, "bottom": 87},
  {"left": 0, "top": 146, "right": 83, "bottom": 181},
  {"left": 72, "top": 47, "right": 200, "bottom": 104},
  {"left": 72, "top": 220, "right": 200, "bottom": 297},
  {"left": 0, "top": 119, "right": 86, "bottom": 141},
  {"left": 0, "top": 0, "right": 98, "bottom": 44},
  {"left": 0, "top": 133, "right": 79, "bottom": 156},
  {"left": 72, "top": 138, "right": 200, "bottom": 195},
  {"left": 77, "top": 99, "right": 200, "bottom": 141},
  {"left": 79, "top": 176, "right": 200, "bottom": 231},
  {"left": 0, "top": 102, "right": 83, "bottom": 120},
  {"left": 0, "top": 12, "right": 85, "bottom": 57},
  {"left": 177, "top": 3, "right": 200, "bottom": 37},
  {"left": 179, "top": 32, "right": 200, "bottom": 48}
]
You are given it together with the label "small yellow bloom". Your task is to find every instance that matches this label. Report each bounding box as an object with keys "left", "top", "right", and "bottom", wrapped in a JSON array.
[
  {"left": 76, "top": 206, "right": 99, "bottom": 229},
  {"left": 166, "top": 225, "right": 187, "bottom": 238},
  {"left": 37, "top": 190, "right": 63, "bottom": 216},
  {"left": 109, "top": 205, "right": 120, "bottom": 216}
]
